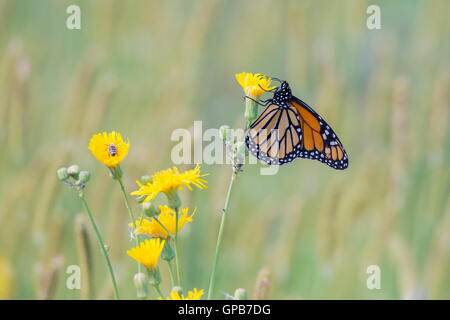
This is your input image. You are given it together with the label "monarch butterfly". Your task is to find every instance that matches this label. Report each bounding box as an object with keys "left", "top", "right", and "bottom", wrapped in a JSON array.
[{"left": 245, "top": 79, "right": 348, "bottom": 170}]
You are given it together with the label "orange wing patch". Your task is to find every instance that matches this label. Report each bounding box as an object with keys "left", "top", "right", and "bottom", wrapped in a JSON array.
[
  {"left": 293, "top": 101, "right": 320, "bottom": 132},
  {"left": 337, "top": 145, "right": 343, "bottom": 160},
  {"left": 313, "top": 131, "right": 324, "bottom": 152},
  {"left": 331, "top": 146, "right": 337, "bottom": 160},
  {"left": 302, "top": 126, "right": 314, "bottom": 150},
  {"left": 291, "top": 101, "right": 324, "bottom": 152},
  {"left": 287, "top": 99, "right": 348, "bottom": 169}
]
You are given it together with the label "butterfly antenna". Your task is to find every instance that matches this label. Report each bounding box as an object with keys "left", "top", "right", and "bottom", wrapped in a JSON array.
[{"left": 268, "top": 76, "right": 283, "bottom": 83}]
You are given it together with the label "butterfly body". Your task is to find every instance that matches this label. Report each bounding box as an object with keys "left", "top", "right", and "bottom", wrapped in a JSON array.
[
  {"left": 245, "top": 80, "right": 348, "bottom": 170},
  {"left": 270, "top": 81, "right": 292, "bottom": 105}
]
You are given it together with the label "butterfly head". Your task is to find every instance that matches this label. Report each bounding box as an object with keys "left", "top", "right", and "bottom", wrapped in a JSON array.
[{"left": 273, "top": 81, "right": 292, "bottom": 103}]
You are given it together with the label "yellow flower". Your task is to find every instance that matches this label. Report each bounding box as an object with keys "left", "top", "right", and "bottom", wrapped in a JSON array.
[
  {"left": 131, "top": 165, "right": 208, "bottom": 203},
  {"left": 88, "top": 131, "right": 129, "bottom": 168},
  {"left": 159, "top": 288, "right": 204, "bottom": 300},
  {"left": 235, "top": 72, "right": 276, "bottom": 99},
  {"left": 133, "top": 206, "right": 195, "bottom": 239},
  {"left": 127, "top": 238, "right": 165, "bottom": 270}
]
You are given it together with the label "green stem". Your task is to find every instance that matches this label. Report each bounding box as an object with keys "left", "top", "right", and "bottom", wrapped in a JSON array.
[
  {"left": 207, "top": 171, "right": 238, "bottom": 299},
  {"left": 174, "top": 207, "right": 182, "bottom": 287},
  {"left": 167, "top": 260, "right": 175, "bottom": 288},
  {"left": 138, "top": 211, "right": 145, "bottom": 225},
  {"left": 80, "top": 196, "right": 120, "bottom": 300},
  {"left": 117, "top": 177, "right": 137, "bottom": 223},
  {"left": 154, "top": 284, "right": 165, "bottom": 299},
  {"left": 117, "top": 178, "right": 141, "bottom": 273},
  {"left": 153, "top": 216, "right": 172, "bottom": 237},
  {"left": 153, "top": 216, "right": 176, "bottom": 288},
  {"left": 246, "top": 119, "right": 252, "bottom": 130}
]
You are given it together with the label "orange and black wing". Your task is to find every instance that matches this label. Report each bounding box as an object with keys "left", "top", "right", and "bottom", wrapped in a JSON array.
[
  {"left": 245, "top": 103, "right": 303, "bottom": 165},
  {"left": 289, "top": 96, "right": 348, "bottom": 170}
]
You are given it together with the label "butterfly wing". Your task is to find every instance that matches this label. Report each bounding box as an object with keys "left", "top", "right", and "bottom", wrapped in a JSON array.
[
  {"left": 245, "top": 103, "right": 303, "bottom": 165},
  {"left": 289, "top": 96, "right": 348, "bottom": 170}
]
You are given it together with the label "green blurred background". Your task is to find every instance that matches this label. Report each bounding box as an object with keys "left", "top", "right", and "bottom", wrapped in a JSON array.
[{"left": 0, "top": 0, "right": 448, "bottom": 299}]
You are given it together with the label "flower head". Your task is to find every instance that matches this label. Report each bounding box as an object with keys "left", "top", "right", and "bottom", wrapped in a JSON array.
[
  {"left": 235, "top": 72, "right": 276, "bottom": 99},
  {"left": 131, "top": 165, "right": 208, "bottom": 203},
  {"left": 88, "top": 131, "right": 129, "bottom": 168},
  {"left": 132, "top": 206, "right": 195, "bottom": 239},
  {"left": 127, "top": 238, "right": 165, "bottom": 270},
  {"left": 159, "top": 288, "right": 204, "bottom": 300}
]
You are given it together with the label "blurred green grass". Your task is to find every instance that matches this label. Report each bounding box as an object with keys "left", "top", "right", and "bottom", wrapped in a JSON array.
[{"left": 0, "top": 0, "right": 448, "bottom": 299}]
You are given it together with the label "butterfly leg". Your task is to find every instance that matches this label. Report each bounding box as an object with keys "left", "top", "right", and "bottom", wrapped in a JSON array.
[{"left": 243, "top": 96, "right": 272, "bottom": 107}]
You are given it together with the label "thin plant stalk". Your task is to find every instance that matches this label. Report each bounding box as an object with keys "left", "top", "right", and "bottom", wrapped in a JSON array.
[
  {"left": 79, "top": 196, "right": 120, "bottom": 300},
  {"left": 152, "top": 216, "right": 176, "bottom": 287},
  {"left": 207, "top": 170, "right": 238, "bottom": 299},
  {"left": 154, "top": 284, "right": 164, "bottom": 299},
  {"left": 117, "top": 177, "right": 141, "bottom": 272},
  {"left": 117, "top": 177, "right": 137, "bottom": 226},
  {"left": 167, "top": 261, "right": 175, "bottom": 288},
  {"left": 207, "top": 87, "right": 252, "bottom": 299},
  {"left": 173, "top": 208, "right": 182, "bottom": 286},
  {"left": 153, "top": 216, "right": 172, "bottom": 236}
]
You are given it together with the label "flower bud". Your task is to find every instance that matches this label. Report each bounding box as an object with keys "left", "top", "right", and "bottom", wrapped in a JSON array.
[
  {"left": 161, "top": 240, "right": 175, "bottom": 261},
  {"left": 234, "top": 288, "right": 248, "bottom": 300},
  {"left": 67, "top": 165, "right": 80, "bottom": 178},
  {"left": 133, "top": 272, "right": 149, "bottom": 299},
  {"left": 135, "top": 195, "right": 146, "bottom": 204},
  {"left": 142, "top": 201, "right": 158, "bottom": 217},
  {"left": 165, "top": 190, "right": 181, "bottom": 210},
  {"left": 56, "top": 167, "right": 69, "bottom": 181},
  {"left": 78, "top": 171, "right": 90, "bottom": 184},
  {"left": 147, "top": 266, "right": 162, "bottom": 286},
  {"left": 171, "top": 286, "right": 183, "bottom": 295},
  {"left": 140, "top": 174, "right": 152, "bottom": 185}
]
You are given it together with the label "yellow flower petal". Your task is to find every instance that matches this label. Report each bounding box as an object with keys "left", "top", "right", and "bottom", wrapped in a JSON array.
[
  {"left": 132, "top": 206, "right": 196, "bottom": 239},
  {"left": 131, "top": 165, "right": 208, "bottom": 203},
  {"left": 127, "top": 238, "right": 165, "bottom": 270},
  {"left": 159, "top": 288, "right": 204, "bottom": 300},
  {"left": 235, "top": 72, "right": 276, "bottom": 99}
]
